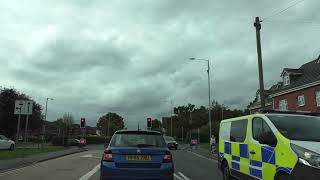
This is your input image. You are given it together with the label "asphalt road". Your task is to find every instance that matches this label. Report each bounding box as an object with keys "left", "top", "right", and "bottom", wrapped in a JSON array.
[{"left": 0, "top": 145, "right": 223, "bottom": 180}]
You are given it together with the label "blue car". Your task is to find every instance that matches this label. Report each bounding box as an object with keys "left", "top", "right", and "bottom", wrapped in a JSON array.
[{"left": 100, "top": 130, "right": 174, "bottom": 180}]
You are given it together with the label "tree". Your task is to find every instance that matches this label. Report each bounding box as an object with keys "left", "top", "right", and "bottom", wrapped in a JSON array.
[
  {"left": 62, "top": 113, "right": 74, "bottom": 137},
  {"left": 96, "top": 112, "right": 124, "bottom": 137},
  {"left": 166, "top": 101, "right": 250, "bottom": 142},
  {"left": 151, "top": 119, "right": 162, "bottom": 132},
  {"left": 0, "top": 88, "right": 43, "bottom": 138}
]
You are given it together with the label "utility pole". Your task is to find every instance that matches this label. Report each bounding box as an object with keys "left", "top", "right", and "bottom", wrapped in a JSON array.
[
  {"left": 182, "top": 126, "right": 184, "bottom": 142},
  {"left": 221, "top": 104, "right": 224, "bottom": 121},
  {"left": 207, "top": 60, "right": 212, "bottom": 141},
  {"left": 16, "top": 112, "right": 21, "bottom": 143},
  {"left": 189, "top": 109, "right": 193, "bottom": 142},
  {"left": 170, "top": 100, "right": 173, "bottom": 137},
  {"left": 24, "top": 115, "right": 29, "bottom": 142},
  {"left": 254, "top": 17, "right": 266, "bottom": 108},
  {"left": 108, "top": 113, "right": 111, "bottom": 137}
]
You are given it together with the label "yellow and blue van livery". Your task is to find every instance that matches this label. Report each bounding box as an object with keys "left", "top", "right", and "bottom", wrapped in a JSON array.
[{"left": 218, "top": 113, "right": 320, "bottom": 180}]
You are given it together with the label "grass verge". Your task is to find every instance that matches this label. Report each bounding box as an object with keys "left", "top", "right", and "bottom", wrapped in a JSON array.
[
  {"left": 200, "top": 143, "right": 211, "bottom": 151},
  {"left": 0, "top": 146, "right": 64, "bottom": 160}
]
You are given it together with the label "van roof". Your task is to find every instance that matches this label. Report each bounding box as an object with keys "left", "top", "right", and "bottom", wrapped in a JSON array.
[
  {"left": 220, "top": 114, "right": 265, "bottom": 123},
  {"left": 220, "top": 112, "right": 320, "bottom": 123},
  {"left": 114, "top": 130, "right": 162, "bottom": 135}
]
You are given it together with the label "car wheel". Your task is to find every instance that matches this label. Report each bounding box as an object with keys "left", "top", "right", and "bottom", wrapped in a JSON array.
[
  {"left": 222, "top": 163, "right": 231, "bottom": 180},
  {"left": 9, "top": 144, "right": 15, "bottom": 151},
  {"left": 276, "top": 174, "right": 290, "bottom": 180}
]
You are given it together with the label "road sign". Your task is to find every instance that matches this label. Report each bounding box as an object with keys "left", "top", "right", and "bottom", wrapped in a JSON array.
[
  {"left": 24, "top": 101, "right": 33, "bottom": 115},
  {"left": 14, "top": 100, "right": 33, "bottom": 115},
  {"left": 14, "top": 100, "right": 25, "bottom": 115}
]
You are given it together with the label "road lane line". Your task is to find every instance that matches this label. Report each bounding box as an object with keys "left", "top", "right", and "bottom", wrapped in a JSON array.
[
  {"left": 0, "top": 163, "right": 40, "bottom": 176},
  {"left": 178, "top": 172, "right": 190, "bottom": 180},
  {"left": 78, "top": 163, "right": 100, "bottom": 180},
  {"left": 174, "top": 173, "right": 184, "bottom": 180},
  {"left": 187, "top": 150, "right": 218, "bottom": 163}
]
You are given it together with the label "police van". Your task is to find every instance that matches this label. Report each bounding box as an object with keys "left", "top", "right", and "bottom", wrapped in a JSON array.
[{"left": 218, "top": 111, "right": 320, "bottom": 180}]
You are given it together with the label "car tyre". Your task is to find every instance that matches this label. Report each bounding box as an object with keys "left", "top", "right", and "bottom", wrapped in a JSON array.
[
  {"left": 9, "top": 144, "right": 15, "bottom": 151},
  {"left": 276, "top": 174, "right": 290, "bottom": 180},
  {"left": 222, "top": 163, "right": 231, "bottom": 180}
]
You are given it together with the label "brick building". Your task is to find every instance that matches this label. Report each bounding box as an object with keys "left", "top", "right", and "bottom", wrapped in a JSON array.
[
  {"left": 249, "top": 56, "right": 320, "bottom": 113},
  {"left": 271, "top": 58, "right": 320, "bottom": 112}
]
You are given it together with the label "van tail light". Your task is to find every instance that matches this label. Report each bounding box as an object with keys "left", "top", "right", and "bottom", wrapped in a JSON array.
[
  {"left": 103, "top": 150, "right": 113, "bottom": 162},
  {"left": 163, "top": 150, "right": 172, "bottom": 163}
]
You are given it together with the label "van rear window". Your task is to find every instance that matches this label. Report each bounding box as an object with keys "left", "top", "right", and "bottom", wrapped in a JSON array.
[{"left": 220, "top": 119, "right": 248, "bottom": 142}]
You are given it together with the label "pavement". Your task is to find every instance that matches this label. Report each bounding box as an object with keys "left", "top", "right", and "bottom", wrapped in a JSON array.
[{"left": 0, "top": 144, "right": 223, "bottom": 180}]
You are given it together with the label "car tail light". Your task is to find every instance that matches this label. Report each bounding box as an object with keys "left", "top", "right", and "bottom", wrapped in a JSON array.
[
  {"left": 163, "top": 150, "right": 172, "bottom": 163},
  {"left": 103, "top": 150, "right": 113, "bottom": 162}
]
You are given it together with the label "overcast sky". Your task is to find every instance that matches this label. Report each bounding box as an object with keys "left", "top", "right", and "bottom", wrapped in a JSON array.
[{"left": 1, "top": 0, "right": 319, "bottom": 128}]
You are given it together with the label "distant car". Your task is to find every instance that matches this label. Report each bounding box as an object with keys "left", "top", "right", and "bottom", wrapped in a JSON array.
[
  {"left": 101, "top": 130, "right": 174, "bottom": 180},
  {"left": 0, "top": 135, "right": 15, "bottom": 150},
  {"left": 79, "top": 138, "right": 86, "bottom": 147},
  {"left": 66, "top": 139, "right": 81, "bottom": 147},
  {"left": 164, "top": 136, "right": 178, "bottom": 150}
]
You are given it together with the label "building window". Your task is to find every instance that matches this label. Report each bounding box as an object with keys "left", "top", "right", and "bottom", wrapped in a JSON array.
[
  {"left": 283, "top": 74, "right": 290, "bottom": 86},
  {"left": 279, "top": 99, "right": 288, "bottom": 111},
  {"left": 316, "top": 91, "right": 320, "bottom": 107},
  {"left": 298, "top": 95, "right": 305, "bottom": 107},
  {"left": 257, "top": 93, "right": 261, "bottom": 102}
]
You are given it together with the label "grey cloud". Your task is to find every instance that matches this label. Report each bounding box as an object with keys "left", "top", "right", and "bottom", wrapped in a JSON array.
[{"left": 1, "top": 0, "right": 319, "bottom": 127}]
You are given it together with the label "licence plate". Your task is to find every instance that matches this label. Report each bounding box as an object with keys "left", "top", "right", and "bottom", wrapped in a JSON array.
[{"left": 126, "top": 155, "right": 152, "bottom": 161}]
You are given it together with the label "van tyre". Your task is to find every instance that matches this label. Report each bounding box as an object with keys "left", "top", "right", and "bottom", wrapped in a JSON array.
[
  {"left": 276, "top": 174, "right": 290, "bottom": 180},
  {"left": 9, "top": 144, "right": 15, "bottom": 151},
  {"left": 222, "top": 163, "right": 231, "bottom": 180}
]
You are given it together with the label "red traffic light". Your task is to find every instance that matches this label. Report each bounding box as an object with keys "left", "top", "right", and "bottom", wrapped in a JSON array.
[
  {"left": 147, "top": 117, "right": 152, "bottom": 128},
  {"left": 80, "top": 118, "right": 86, "bottom": 128}
]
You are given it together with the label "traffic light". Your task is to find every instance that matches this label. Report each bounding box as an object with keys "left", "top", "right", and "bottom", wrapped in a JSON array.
[
  {"left": 80, "top": 118, "right": 86, "bottom": 128},
  {"left": 147, "top": 117, "right": 152, "bottom": 129}
]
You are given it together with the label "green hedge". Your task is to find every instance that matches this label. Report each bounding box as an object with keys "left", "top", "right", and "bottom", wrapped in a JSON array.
[{"left": 51, "top": 136, "right": 111, "bottom": 146}]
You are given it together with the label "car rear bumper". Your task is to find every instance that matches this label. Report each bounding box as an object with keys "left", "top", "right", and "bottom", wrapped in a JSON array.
[
  {"left": 100, "top": 161, "right": 174, "bottom": 180},
  {"left": 167, "top": 144, "right": 178, "bottom": 149}
]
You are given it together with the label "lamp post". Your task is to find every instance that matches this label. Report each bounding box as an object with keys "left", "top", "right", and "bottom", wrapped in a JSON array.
[
  {"left": 43, "top": 98, "right": 54, "bottom": 135},
  {"left": 189, "top": 58, "right": 212, "bottom": 141},
  {"left": 161, "top": 99, "right": 174, "bottom": 136}
]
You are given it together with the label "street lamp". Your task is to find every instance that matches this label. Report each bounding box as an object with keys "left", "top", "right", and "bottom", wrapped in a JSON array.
[
  {"left": 43, "top": 98, "right": 54, "bottom": 134},
  {"left": 162, "top": 99, "right": 174, "bottom": 136},
  {"left": 189, "top": 57, "right": 212, "bottom": 141}
]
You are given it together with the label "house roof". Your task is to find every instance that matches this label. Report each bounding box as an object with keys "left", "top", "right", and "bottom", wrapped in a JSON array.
[
  {"left": 281, "top": 68, "right": 304, "bottom": 76},
  {"left": 273, "top": 59, "right": 320, "bottom": 94}
]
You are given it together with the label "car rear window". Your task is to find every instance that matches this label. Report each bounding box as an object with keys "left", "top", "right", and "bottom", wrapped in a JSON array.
[
  {"left": 164, "top": 136, "right": 175, "bottom": 141},
  {"left": 110, "top": 131, "right": 167, "bottom": 147}
]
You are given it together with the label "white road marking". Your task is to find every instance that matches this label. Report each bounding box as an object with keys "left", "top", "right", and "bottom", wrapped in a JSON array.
[
  {"left": 187, "top": 150, "right": 218, "bottom": 163},
  {"left": 178, "top": 172, "right": 190, "bottom": 180},
  {"left": 78, "top": 163, "right": 100, "bottom": 180},
  {"left": 81, "top": 154, "right": 93, "bottom": 158},
  {"left": 174, "top": 173, "right": 184, "bottom": 180},
  {"left": 0, "top": 163, "right": 39, "bottom": 176}
]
